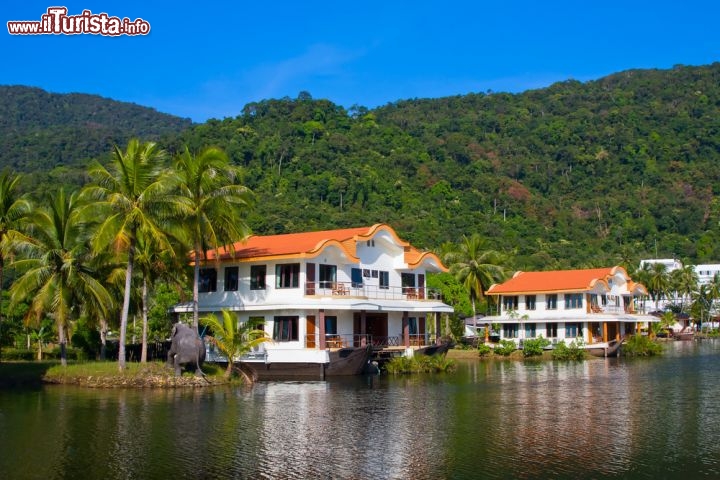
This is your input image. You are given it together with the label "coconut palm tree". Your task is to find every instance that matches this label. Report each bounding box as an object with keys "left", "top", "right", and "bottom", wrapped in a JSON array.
[
  {"left": 644, "top": 262, "right": 671, "bottom": 310},
  {"left": 670, "top": 265, "right": 698, "bottom": 313},
  {"left": 9, "top": 188, "right": 113, "bottom": 366},
  {"left": 134, "top": 230, "right": 186, "bottom": 363},
  {"left": 172, "top": 146, "right": 255, "bottom": 329},
  {"left": 200, "top": 309, "right": 269, "bottom": 380},
  {"left": 84, "top": 139, "right": 176, "bottom": 370},
  {"left": 0, "top": 170, "right": 31, "bottom": 361},
  {"left": 444, "top": 234, "right": 508, "bottom": 340}
]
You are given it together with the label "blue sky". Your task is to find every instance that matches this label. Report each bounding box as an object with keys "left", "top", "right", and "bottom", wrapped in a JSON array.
[{"left": 2, "top": 1, "right": 718, "bottom": 122}]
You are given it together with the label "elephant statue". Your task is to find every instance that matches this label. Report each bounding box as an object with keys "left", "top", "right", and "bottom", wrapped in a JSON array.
[{"left": 167, "top": 323, "right": 206, "bottom": 377}]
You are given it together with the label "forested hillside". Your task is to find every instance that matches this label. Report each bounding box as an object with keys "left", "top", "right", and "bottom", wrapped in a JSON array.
[
  {"left": 5, "top": 64, "right": 720, "bottom": 269},
  {"left": 177, "top": 63, "right": 720, "bottom": 268},
  {"left": 0, "top": 85, "right": 192, "bottom": 189}
]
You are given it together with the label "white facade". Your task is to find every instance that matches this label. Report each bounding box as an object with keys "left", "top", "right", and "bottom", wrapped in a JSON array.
[
  {"left": 173, "top": 225, "right": 453, "bottom": 363},
  {"left": 484, "top": 267, "right": 658, "bottom": 346}
]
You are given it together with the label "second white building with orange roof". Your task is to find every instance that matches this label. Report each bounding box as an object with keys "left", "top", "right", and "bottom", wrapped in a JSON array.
[{"left": 484, "top": 266, "right": 658, "bottom": 346}]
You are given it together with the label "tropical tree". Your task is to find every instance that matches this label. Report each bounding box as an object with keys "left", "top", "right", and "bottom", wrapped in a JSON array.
[
  {"left": 669, "top": 265, "right": 698, "bottom": 313},
  {"left": 172, "top": 146, "right": 255, "bottom": 329},
  {"left": 0, "top": 170, "right": 31, "bottom": 361},
  {"left": 642, "top": 262, "right": 671, "bottom": 310},
  {"left": 84, "top": 139, "right": 176, "bottom": 370},
  {"left": 200, "top": 309, "right": 269, "bottom": 380},
  {"left": 134, "top": 230, "right": 185, "bottom": 362},
  {"left": 9, "top": 189, "right": 113, "bottom": 366},
  {"left": 444, "top": 234, "right": 508, "bottom": 340}
]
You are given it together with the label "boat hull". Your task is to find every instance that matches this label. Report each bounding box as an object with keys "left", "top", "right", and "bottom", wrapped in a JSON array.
[
  {"left": 584, "top": 339, "right": 622, "bottom": 358},
  {"left": 241, "top": 346, "right": 372, "bottom": 380}
]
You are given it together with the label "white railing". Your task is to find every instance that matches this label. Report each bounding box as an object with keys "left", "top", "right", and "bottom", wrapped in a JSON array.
[{"left": 304, "top": 282, "right": 442, "bottom": 301}]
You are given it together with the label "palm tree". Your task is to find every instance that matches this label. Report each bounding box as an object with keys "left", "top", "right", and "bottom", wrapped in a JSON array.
[
  {"left": 172, "top": 146, "right": 255, "bottom": 329},
  {"left": 644, "top": 262, "right": 671, "bottom": 310},
  {"left": 9, "top": 189, "right": 112, "bottom": 366},
  {"left": 670, "top": 265, "right": 698, "bottom": 313},
  {"left": 84, "top": 139, "right": 176, "bottom": 370},
  {"left": 200, "top": 310, "right": 268, "bottom": 380},
  {"left": 0, "top": 170, "right": 31, "bottom": 361},
  {"left": 444, "top": 234, "right": 508, "bottom": 340},
  {"left": 134, "top": 230, "right": 184, "bottom": 362}
]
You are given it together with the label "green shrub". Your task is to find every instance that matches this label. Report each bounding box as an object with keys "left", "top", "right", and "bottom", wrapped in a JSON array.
[
  {"left": 522, "top": 337, "right": 551, "bottom": 357},
  {"left": 477, "top": 343, "right": 492, "bottom": 357},
  {"left": 622, "top": 335, "right": 663, "bottom": 356},
  {"left": 493, "top": 339, "right": 517, "bottom": 356},
  {"left": 384, "top": 354, "right": 456, "bottom": 374},
  {"left": 551, "top": 340, "right": 586, "bottom": 361},
  {"left": 1, "top": 348, "right": 35, "bottom": 361}
]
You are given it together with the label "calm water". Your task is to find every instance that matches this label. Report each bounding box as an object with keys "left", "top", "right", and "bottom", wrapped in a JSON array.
[{"left": 2, "top": 341, "right": 720, "bottom": 479}]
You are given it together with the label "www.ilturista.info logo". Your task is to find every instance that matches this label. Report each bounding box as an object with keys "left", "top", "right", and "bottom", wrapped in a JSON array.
[{"left": 7, "top": 7, "right": 150, "bottom": 36}]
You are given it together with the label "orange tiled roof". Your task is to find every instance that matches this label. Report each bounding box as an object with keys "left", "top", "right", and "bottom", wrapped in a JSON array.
[
  {"left": 199, "top": 223, "right": 447, "bottom": 271},
  {"left": 486, "top": 266, "right": 630, "bottom": 295}
]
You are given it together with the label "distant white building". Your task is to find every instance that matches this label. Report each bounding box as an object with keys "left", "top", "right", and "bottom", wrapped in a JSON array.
[
  {"left": 639, "top": 258, "right": 683, "bottom": 273},
  {"left": 695, "top": 264, "right": 720, "bottom": 286}
]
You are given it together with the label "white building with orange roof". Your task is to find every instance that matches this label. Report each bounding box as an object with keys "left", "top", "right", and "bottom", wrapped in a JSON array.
[
  {"left": 484, "top": 266, "right": 658, "bottom": 347},
  {"left": 173, "top": 224, "right": 453, "bottom": 378}
]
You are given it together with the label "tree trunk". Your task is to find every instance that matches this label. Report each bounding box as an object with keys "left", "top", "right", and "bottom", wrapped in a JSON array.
[
  {"left": 193, "top": 246, "right": 200, "bottom": 329},
  {"left": 99, "top": 317, "right": 108, "bottom": 361},
  {"left": 58, "top": 324, "right": 67, "bottom": 367},
  {"left": 118, "top": 239, "right": 135, "bottom": 371},
  {"left": 0, "top": 255, "right": 4, "bottom": 363},
  {"left": 141, "top": 275, "right": 148, "bottom": 363}
]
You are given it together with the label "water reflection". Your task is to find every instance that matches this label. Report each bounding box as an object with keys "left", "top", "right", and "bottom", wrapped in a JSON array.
[{"left": 2, "top": 342, "right": 720, "bottom": 479}]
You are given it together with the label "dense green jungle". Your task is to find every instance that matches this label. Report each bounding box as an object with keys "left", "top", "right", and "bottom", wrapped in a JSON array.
[{"left": 3, "top": 63, "right": 720, "bottom": 270}]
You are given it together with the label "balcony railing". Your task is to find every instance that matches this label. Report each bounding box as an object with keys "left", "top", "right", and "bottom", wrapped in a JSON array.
[
  {"left": 304, "top": 281, "right": 442, "bottom": 301},
  {"left": 590, "top": 304, "right": 648, "bottom": 315},
  {"left": 303, "top": 333, "right": 429, "bottom": 348}
]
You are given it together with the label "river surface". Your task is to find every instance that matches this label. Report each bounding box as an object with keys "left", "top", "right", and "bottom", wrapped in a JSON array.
[{"left": 2, "top": 341, "right": 720, "bottom": 479}]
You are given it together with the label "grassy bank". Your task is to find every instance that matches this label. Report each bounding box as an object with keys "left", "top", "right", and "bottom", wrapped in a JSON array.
[{"left": 1, "top": 361, "right": 231, "bottom": 388}]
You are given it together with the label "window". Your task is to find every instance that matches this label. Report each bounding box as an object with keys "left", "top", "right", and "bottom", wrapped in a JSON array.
[
  {"left": 547, "top": 323, "right": 558, "bottom": 338},
  {"left": 273, "top": 316, "right": 298, "bottom": 341},
  {"left": 351, "top": 268, "right": 363, "bottom": 288},
  {"left": 250, "top": 265, "right": 266, "bottom": 290},
  {"left": 276, "top": 263, "right": 299, "bottom": 289},
  {"left": 401, "top": 273, "right": 416, "bottom": 293},
  {"left": 319, "top": 264, "right": 337, "bottom": 289},
  {"left": 564, "top": 293, "right": 583, "bottom": 309},
  {"left": 224, "top": 266, "right": 239, "bottom": 291},
  {"left": 324, "top": 316, "right": 337, "bottom": 335},
  {"left": 546, "top": 294, "right": 558, "bottom": 310},
  {"left": 565, "top": 322, "right": 580, "bottom": 338},
  {"left": 503, "top": 323, "right": 519, "bottom": 338},
  {"left": 379, "top": 271, "right": 389, "bottom": 289},
  {"left": 525, "top": 323, "right": 536, "bottom": 338},
  {"left": 502, "top": 296, "right": 519, "bottom": 312},
  {"left": 198, "top": 268, "right": 217, "bottom": 293},
  {"left": 408, "top": 317, "right": 418, "bottom": 335},
  {"left": 525, "top": 295, "right": 536, "bottom": 310}
]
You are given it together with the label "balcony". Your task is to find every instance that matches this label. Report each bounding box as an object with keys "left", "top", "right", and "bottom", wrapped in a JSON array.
[{"left": 304, "top": 281, "right": 442, "bottom": 301}]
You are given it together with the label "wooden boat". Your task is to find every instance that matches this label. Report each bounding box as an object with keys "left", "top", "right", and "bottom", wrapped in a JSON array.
[
  {"left": 417, "top": 341, "right": 453, "bottom": 356},
  {"left": 239, "top": 345, "right": 373, "bottom": 381},
  {"left": 673, "top": 327, "right": 695, "bottom": 341},
  {"left": 583, "top": 339, "right": 622, "bottom": 358}
]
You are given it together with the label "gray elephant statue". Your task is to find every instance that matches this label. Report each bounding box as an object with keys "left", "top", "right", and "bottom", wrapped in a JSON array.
[{"left": 167, "top": 323, "right": 206, "bottom": 377}]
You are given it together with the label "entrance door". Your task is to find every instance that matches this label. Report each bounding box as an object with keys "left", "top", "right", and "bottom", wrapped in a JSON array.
[
  {"left": 306, "top": 315, "right": 316, "bottom": 348},
  {"left": 354, "top": 312, "right": 388, "bottom": 346}
]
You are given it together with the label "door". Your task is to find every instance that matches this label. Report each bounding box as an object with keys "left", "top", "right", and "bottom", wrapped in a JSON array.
[
  {"left": 355, "top": 312, "right": 388, "bottom": 346},
  {"left": 306, "top": 263, "right": 315, "bottom": 295},
  {"left": 306, "top": 315, "right": 316, "bottom": 348}
]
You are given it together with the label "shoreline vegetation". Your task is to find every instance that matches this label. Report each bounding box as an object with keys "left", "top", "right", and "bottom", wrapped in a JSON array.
[
  {"left": 1, "top": 336, "right": 671, "bottom": 387},
  {"left": 0, "top": 361, "right": 234, "bottom": 389}
]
